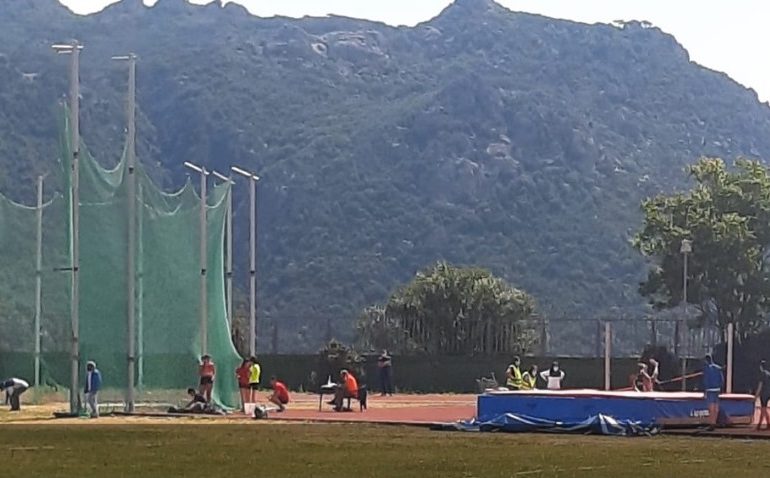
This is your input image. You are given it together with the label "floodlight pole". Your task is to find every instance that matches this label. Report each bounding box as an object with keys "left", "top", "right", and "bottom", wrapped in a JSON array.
[
  {"left": 211, "top": 170, "right": 234, "bottom": 332},
  {"left": 34, "top": 175, "right": 44, "bottom": 387},
  {"left": 232, "top": 167, "right": 259, "bottom": 357},
  {"left": 53, "top": 40, "right": 83, "bottom": 414},
  {"left": 113, "top": 53, "right": 137, "bottom": 412},
  {"left": 680, "top": 238, "right": 692, "bottom": 391},
  {"left": 185, "top": 162, "right": 209, "bottom": 355}
]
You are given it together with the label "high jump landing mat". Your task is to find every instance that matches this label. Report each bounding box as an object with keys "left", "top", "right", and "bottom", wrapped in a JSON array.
[{"left": 478, "top": 389, "right": 755, "bottom": 426}]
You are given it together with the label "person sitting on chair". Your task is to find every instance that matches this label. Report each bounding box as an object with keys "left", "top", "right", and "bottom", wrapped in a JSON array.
[
  {"left": 331, "top": 370, "right": 358, "bottom": 412},
  {"left": 521, "top": 365, "right": 538, "bottom": 390},
  {"left": 267, "top": 376, "right": 290, "bottom": 412}
]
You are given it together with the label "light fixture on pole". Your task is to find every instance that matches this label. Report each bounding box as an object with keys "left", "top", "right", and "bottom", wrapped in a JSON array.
[
  {"left": 680, "top": 238, "right": 692, "bottom": 391},
  {"left": 112, "top": 52, "right": 137, "bottom": 413},
  {"left": 231, "top": 166, "right": 260, "bottom": 357},
  {"left": 211, "top": 170, "right": 235, "bottom": 333},
  {"left": 184, "top": 161, "right": 210, "bottom": 355},
  {"left": 52, "top": 40, "right": 83, "bottom": 415}
]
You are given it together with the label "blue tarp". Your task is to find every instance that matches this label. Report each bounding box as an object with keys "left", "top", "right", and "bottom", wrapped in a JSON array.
[{"left": 452, "top": 413, "right": 660, "bottom": 436}]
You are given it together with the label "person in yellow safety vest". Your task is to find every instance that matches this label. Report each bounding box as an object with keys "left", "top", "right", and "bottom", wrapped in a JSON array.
[
  {"left": 521, "top": 365, "right": 539, "bottom": 390},
  {"left": 505, "top": 356, "right": 523, "bottom": 390}
]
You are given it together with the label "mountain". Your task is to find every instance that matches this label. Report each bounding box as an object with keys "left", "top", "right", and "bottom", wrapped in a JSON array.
[{"left": 1, "top": 0, "right": 770, "bottom": 352}]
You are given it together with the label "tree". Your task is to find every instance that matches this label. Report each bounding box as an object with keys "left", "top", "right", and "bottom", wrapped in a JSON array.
[
  {"left": 356, "top": 262, "right": 538, "bottom": 354},
  {"left": 633, "top": 158, "right": 770, "bottom": 341}
]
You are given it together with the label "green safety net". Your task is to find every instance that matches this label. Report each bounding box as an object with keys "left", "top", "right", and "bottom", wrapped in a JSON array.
[{"left": 0, "top": 109, "right": 240, "bottom": 408}]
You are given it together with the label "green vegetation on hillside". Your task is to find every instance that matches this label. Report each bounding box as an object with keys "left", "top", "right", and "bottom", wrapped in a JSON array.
[{"left": 1, "top": 0, "right": 770, "bottom": 351}]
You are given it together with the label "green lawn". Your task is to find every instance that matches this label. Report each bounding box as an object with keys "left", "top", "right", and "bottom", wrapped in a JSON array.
[{"left": 1, "top": 423, "right": 769, "bottom": 478}]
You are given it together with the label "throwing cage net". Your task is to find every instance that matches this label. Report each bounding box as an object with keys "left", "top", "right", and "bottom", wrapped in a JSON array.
[{"left": 0, "top": 111, "right": 240, "bottom": 408}]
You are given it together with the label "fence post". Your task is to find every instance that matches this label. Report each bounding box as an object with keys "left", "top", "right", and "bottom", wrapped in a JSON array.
[
  {"left": 726, "top": 322, "right": 734, "bottom": 394},
  {"left": 604, "top": 321, "right": 611, "bottom": 391}
]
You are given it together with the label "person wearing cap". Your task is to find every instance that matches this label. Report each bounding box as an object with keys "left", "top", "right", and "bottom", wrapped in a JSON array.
[
  {"left": 755, "top": 360, "right": 770, "bottom": 431},
  {"left": 84, "top": 361, "right": 102, "bottom": 418},
  {"left": 3, "top": 377, "right": 29, "bottom": 411},
  {"left": 702, "top": 354, "right": 724, "bottom": 430}
]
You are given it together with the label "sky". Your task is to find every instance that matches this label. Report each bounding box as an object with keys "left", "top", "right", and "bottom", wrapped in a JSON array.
[{"left": 60, "top": 0, "right": 770, "bottom": 102}]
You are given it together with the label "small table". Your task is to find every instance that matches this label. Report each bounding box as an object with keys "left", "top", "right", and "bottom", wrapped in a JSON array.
[{"left": 318, "top": 383, "right": 338, "bottom": 411}]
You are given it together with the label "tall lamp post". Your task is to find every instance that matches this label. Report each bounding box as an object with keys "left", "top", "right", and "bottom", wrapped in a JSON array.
[
  {"left": 52, "top": 40, "right": 83, "bottom": 415},
  {"left": 211, "top": 170, "right": 234, "bottom": 332},
  {"left": 184, "top": 162, "right": 210, "bottom": 355},
  {"left": 680, "top": 238, "right": 692, "bottom": 391},
  {"left": 112, "top": 52, "right": 137, "bottom": 413},
  {"left": 231, "top": 166, "right": 260, "bottom": 357}
]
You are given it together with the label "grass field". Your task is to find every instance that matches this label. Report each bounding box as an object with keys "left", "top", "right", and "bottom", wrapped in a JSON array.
[{"left": 2, "top": 421, "right": 770, "bottom": 478}]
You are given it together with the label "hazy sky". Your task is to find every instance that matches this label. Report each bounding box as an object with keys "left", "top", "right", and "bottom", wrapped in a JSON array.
[{"left": 60, "top": 0, "right": 770, "bottom": 102}]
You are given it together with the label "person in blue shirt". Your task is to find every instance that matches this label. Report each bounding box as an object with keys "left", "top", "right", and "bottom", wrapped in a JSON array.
[
  {"left": 84, "top": 361, "right": 102, "bottom": 418},
  {"left": 702, "top": 354, "right": 724, "bottom": 430}
]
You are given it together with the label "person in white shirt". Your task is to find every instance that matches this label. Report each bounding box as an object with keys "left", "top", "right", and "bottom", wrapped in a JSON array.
[
  {"left": 540, "top": 361, "right": 565, "bottom": 390},
  {"left": 3, "top": 377, "right": 29, "bottom": 411}
]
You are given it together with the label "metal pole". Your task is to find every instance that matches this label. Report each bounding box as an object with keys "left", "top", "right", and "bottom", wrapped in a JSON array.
[
  {"left": 604, "top": 321, "right": 611, "bottom": 391},
  {"left": 249, "top": 177, "right": 256, "bottom": 357},
  {"left": 65, "top": 41, "right": 82, "bottom": 414},
  {"left": 681, "top": 251, "right": 688, "bottom": 391},
  {"left": 226, "top": 187, "right": 233, "bottom": 328},
  {"left": 34, "top": 175, "right": 44, "bottom": 387},
  {"left": 200, "top": 169, "right": 208, "bottom": 354},
  {"left": 137, "top": 182, "right": 144, "bottom": 390},
  {"left": 726, "top": 322, "right": 734, "bottom": 393},
  {"left": 123, "top": 54, "right": 138, "bottom": 412}
]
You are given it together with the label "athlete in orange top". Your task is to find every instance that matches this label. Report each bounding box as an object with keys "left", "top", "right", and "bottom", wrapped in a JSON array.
[{"left": 198, "top": 354, "right": 216, "bottom": 403}]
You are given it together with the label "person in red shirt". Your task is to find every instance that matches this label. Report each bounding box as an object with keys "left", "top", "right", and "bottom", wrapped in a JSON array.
[
  {"left": 267, "top": 376, "right": 290, "bottom": 412},
  {"left": 198, "top": 354, "right": 216, "bottom": 403},
  {"left": 332, "top": 369, "right": 358, "bottom": 412},
  {"left": 235, "top": 358, "right": 251, "bottom": 411}
]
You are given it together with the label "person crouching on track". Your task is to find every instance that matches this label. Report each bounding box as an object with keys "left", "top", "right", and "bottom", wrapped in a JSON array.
[
  {"left": 702, "top": 354, "right": 724, "bottom": 430},
  {"left": 3, "top": 377, "right": 29, "bottom": 411},
  {"left": 185, "top": 388, "right": 208, "bottom": 413},
  {"left": 755, "top": 360, "right": 770, "bottom": 431},
  {"left": 505, "top": 356, "right": 523, "bottom": 390},
  {"left": 267, "top": 376, "right": 290, "bottom": 412},
  {"left": 199, "top": 354, "right": 215, "bottom": 403},
  {"left": 540, "top": 361, "right": 565, "bottom": 390},
  {"left": 521, "top": 365, "right": 538, "bottom": 390}
]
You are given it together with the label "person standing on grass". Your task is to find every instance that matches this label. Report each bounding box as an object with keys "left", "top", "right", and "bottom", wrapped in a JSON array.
[
  {"left": 378, "top": 349, "right": 393, "bottom": 396},
  {"left": 755, "top": 360, "right": 770, "bottom": 431},
  {"left": 235, "top": 358, "right": 251, "bottom": 410},
  {"left": 267, "top": 376, "right": 290, "bottom": 412},
  {"left": 248, "top": 356, "right": 261, "bottom": 403},
  {"left": 84, "top": 361, "right": 102, "bottom": 418},
  {"left": 540, "top": 361, "right": 565, "bottom": 390},
  {"left": 702, "top": 354, "right": 724, "bottom": 430},
  {"left": 198, "top": 354, "right": 216, "bottom": 403},
  {"left": 3, "top": 377, "right": 29, "bottom": 411},
  {"left": 505, "top": 356, "right": 523, "bottom": 390},
  {"left": 522, "top": 365, "right": 538, "bottom": 390}
]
